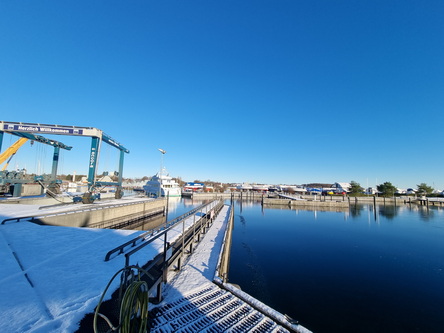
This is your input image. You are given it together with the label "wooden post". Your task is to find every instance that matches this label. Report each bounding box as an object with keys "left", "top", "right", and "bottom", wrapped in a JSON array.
[{"left": 374, "top": 200, "right": 377, "bottom": 220}]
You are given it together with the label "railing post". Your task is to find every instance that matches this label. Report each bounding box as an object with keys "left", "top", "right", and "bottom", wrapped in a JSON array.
[
  {"left": 193, "top": 211, "right": 197, "bottom": 246},
  {"left": 163, "top": 230, "right": 168, "bottom": 283},
  {"left": 156, "top": 281, "right": 163, "bottom": 303},
  {"left": 200, "top": 215, "right": 204, "bottom": 237},
  {"left": 204, "top": 205, "right": 208, "bottom": 234},
  {"left": 180, "top": 217, "right": 185, "bottom": 269}
]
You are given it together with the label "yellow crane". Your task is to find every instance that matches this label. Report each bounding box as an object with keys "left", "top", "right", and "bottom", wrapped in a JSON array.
[{"left": 0, "top": 137, "right": 29, "bottom": 171}]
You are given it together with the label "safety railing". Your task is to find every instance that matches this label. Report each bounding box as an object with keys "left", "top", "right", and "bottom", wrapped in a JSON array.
[
  {"left": 104, "top": 200, "right": 218, "bottom": 262},
  {"left": 122, "top": 199, "right": 224, "bottom": 303}
]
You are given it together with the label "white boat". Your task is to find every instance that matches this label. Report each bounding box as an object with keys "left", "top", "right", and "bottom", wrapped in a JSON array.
[{"left": 143, "top": 167, "right": 182, "bottom": 197}]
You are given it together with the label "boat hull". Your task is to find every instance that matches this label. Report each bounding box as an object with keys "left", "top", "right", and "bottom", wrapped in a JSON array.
[{"left": 143, "top": 185, "right": 182, "bottom": 198}]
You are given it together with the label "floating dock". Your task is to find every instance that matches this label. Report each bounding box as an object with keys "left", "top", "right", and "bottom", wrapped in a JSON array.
[{"left": 147, "top": 204, "right": 311, "bottom": 333}]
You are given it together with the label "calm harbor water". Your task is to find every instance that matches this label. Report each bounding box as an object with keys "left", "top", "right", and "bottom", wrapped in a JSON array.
[
  {"left": 227, "top": 200, "right": 444, "bottom": 333},
  {"left": 165, "top": 196, "right": 210, "bottom": 220}
]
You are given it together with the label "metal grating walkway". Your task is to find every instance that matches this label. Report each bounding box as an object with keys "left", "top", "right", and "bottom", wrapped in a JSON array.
[{"left": 148, "top": 285, "right": 293, "bottom": 333}]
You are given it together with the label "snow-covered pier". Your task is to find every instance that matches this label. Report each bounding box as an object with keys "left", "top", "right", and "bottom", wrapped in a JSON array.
[{"left": 146, "top": 203, "right": 312, "bottom": 333}]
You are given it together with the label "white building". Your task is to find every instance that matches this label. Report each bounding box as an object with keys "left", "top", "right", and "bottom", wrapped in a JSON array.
[{"left": 332, "top": 182, "right": 351, "bottom": 194}]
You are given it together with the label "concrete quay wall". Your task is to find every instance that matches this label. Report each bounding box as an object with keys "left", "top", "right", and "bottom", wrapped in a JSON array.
[
  {"left": 188, "top": 192, "right": 426, "bottom": 207},
  {"left": 183, "top": 192, "right": 264, "bottom": 200},
  {"left": 263, "top": 198, "right": 349, "bottom": 208},
  {"left": 34, "top": 198, "right": 166, "bottom": 228},
  {"left": 183, "top": 192, "right": 240, "bottom": 199},
  {"left": 264, "top": 196, "right": 428, "bottom": 208}
]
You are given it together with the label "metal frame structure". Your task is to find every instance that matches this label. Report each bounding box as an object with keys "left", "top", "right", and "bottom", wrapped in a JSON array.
[{"left": 0, "top": 121, "right": 129, "bottom": 201}]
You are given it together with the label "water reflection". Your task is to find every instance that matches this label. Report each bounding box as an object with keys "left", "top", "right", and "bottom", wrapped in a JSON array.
[
  {"left": 127, "top": 214, "right": 166, "bottom": 231},
  {"left": 378, "top": 204, "right": 398, "bottom": 219},
  {"left": 349, "top": 204, "right": 363, "bottom": 218},
  {"left": 416, "top": 205, "right": 437, "bottom": 221},
  {"left": 347, "top": 202, "right": 442, "bottom": 221}
]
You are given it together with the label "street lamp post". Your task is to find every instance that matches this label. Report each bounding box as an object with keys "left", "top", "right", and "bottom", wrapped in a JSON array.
[{"left": 158, "top": 148, "right": 166, "bottom": 197}]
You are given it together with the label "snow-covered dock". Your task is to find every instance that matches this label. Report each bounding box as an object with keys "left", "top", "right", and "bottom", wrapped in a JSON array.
[
  {"left": 0, "top": 198, "right": 165, "bottom": 332},
  {"left": 149, "top": 204, "right": 312, "bottom": 333}
]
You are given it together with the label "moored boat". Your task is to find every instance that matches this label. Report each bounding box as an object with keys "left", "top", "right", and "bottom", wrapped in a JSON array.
[{"left": 143, "top": 167, "right": 181, "bottom": 197}]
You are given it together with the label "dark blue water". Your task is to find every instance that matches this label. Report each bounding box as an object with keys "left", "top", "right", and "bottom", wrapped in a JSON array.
[
  {"left": 165, "top": 196, "right": 212, "bottom": 220},
  {"left": 228, "top": 201, "right": 444, "bottom": 333}
]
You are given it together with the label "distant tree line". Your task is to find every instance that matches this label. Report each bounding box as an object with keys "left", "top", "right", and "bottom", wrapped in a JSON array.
[{"left": 348, "top": 180, "right": 440, "bottom": 197}]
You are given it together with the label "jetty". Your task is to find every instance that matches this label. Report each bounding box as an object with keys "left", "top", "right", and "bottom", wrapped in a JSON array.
[{"left": 146, "top": 203, "right": 311, "bottom": 333}]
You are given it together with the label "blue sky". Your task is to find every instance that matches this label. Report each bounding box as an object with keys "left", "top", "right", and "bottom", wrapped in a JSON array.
[{"left": 1, "top": 0, "right": 444, "bottom": 190}]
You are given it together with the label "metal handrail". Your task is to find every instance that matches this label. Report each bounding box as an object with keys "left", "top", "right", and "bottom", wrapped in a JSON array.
[
  {"left": 104, "top": 228, "right": 163, "bottom": 262},
  {"left": 166, "top": 200, "right": 225, "bottom": 267},
  {"left": 104, "top": 200, "right": 217, "bottom": 262},
  {"left": 116, "top": 199, "right": 223, "bottom": 304},
  {"left": 122, "top": 200, "right": 224, "bottom": 288}
]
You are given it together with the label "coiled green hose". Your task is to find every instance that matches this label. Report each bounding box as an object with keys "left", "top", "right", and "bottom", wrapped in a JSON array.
[{"left": 93, "top": 266, "right": 149, "bottom": 333}]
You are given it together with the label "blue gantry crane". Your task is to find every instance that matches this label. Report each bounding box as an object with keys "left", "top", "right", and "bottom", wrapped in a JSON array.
[{"left": 0, "top": 121, "right": 129, "bottom": 203}]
